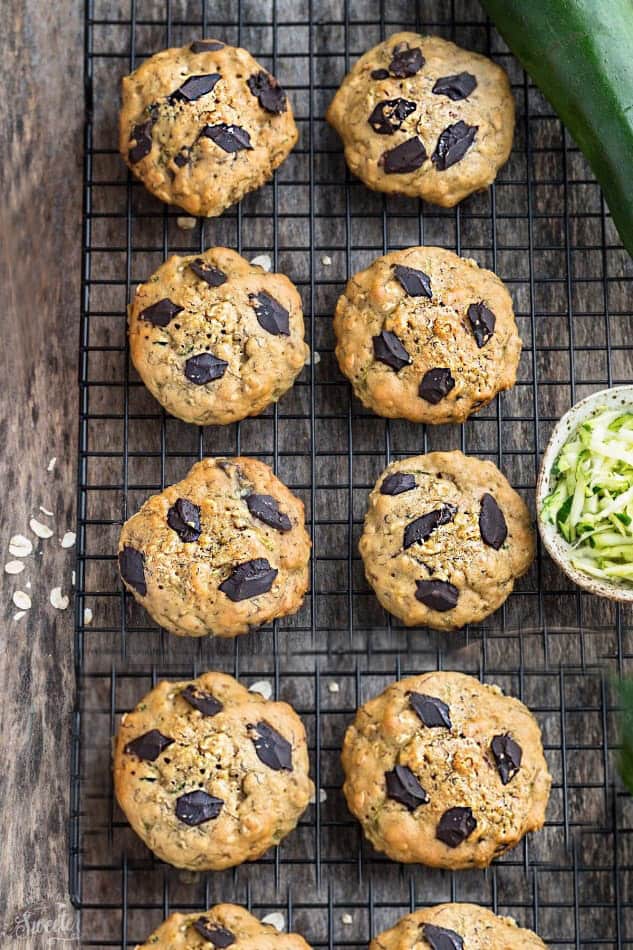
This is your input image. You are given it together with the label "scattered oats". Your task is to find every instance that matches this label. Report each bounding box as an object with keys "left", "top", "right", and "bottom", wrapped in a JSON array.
[
  {"left": 341, "top": 914, "right": 353, "bottom": 926},
  {"left": 39, "top": 506, "right": 54, "bottom": 517},
  {"left": 9, "top": 534, "right": 33, "bottom": 558},
  {"left": 5, "top": 560, "right": 25, "bottom": 575},
  {"left": 310, "top": 787, "right": 328, "bottom": 804},
  {"left": 249, "top": 680, "right": 273, "bottom": 700},
  {"left": 50, "top": 587, "right": 70, "bottom": 610},
  {"left": 84, "top": 607, "right": 94, "bottom": 625},
  {"left": 13, "top": 591, "right": 32, "bottom": 610},
  {"left": 30, "top": 518, "right": 53, "bottom": 539},
  {"left": 251, "top": 254, "right": 272, "bottom": 271},
  {"left": 328, "top": 681, "right": 340, "bottom": 693},
  {"left": 321, "top": 254, "right": 332, "bottom": 266},
  {"left": 61, "top": 531, "right": 76, "bottom": 549},
  {"left": 13, "top": 611, "right": 26, "bottom": 621},
  {"left": 47, "top": 457, "right": 57, "bottom": 472},
  {"left": 261, "top": 913, "right": 285, "bottom": 932},
  {"left": 177, "top": 215, "right": 197, "bottom": 230}
]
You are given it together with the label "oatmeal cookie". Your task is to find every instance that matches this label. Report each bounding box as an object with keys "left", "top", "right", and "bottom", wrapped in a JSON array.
[
  {"left": 326, "top": 32, "right": 514, "bottom": 206},
  {"left": 342, "top": 671, "right": 551, "bottom": 869},
  {"left": 129, "top": 247, "right": 307, "bottom": 425},
  {"left": 359, "top": 451, "right": 534, "bottom": 630},
  {"left": 334, "top": 246, "right": 521, "bottom": 424}
]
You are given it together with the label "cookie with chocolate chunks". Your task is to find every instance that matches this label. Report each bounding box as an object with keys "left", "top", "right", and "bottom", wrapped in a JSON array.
[
  {"left": 369, "top": 904, "right": 548, "bottom": 950},
  {"left": 334, "top": 246, "right": 522, "bottom": 424},
  {"left": 359, "top": 451, "right": 535, "bottom": 631},
  {"left": 326, "top": 32, "right": 514, "bottom": 207},
  {"left": 128, "top": 247, "right": 307, "bottom": 426},
  {"left": 119, "top": 41, "right": 298, "bottom": 216},
  {"left": 117, "top": 456, "right": 310, "bottom": 638},
  {"left": 114, "top": 673, "right": 314, "bottom": 870},
  {"left": 342, "top": 671, "right": 551, "bottom": 869}
]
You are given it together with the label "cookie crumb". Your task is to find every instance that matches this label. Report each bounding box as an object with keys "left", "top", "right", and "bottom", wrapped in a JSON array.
[
  {"left": 249, "top": 680, "right": 273, "bottom": 699},
  {"left": 5, "top": 560, "right": 25, "bottom": 575},
  {"left": 176, "top": 216, "right": 197, "bottom": 230},
  {"left": 9, "top": 534, "right": 33, "bottom": 558},
  {"left": 50, "top": 587, "right": 70, "bottom": 610},
  {"left": 261, "top": 913, "right": 285, "bottom": 932},
  {"left": 30, "top": 518, "right": 54, "bottom": 539},
  {"left": 13, "top": 591, "right": 32, "bottom": 610},
  {"left": 61, "top": 531, "right": 77, "bottom": 549}
]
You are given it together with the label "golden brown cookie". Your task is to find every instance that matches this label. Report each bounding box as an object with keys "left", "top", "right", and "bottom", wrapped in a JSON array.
[
  {"left": 118, "top": 456, "right": 310, "bottom": 638},
  {"left": 120, "top": 40, "right": 298, "bottom": 216},
  {"left": 129, "top": 247, "right": 307, "bottom": 425},
  {"left": 115, "top": 673, "right": 314, "bottom": 871},
  {"left": 334, "top": 246, "right": 521, "bottom": 424},
  {"left": 359, "top": 452, "right": 534, "bottom": 630},
  {"left": 135, "top": 903, "right": 313, "bottom": 950},
  {"left": 326, "top": 32, "right": 514, "bottom": 207},
  {"left": 342, "top": 672, "right": 551, "bottom": 869},
  {"left": 371, "top": 903, "right": 548, "bottom": 950}
]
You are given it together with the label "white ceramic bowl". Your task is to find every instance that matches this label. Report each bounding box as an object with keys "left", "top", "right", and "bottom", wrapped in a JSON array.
[{"left": 536, "top": 384, "right": 633, "bottom": 603}]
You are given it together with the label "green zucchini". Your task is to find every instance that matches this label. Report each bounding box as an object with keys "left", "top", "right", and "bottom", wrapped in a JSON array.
[{"left": 480, "top": 0, "right": 633, "bottom": 258}]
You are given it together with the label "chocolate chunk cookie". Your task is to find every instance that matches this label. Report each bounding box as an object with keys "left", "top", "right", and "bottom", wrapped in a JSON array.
[
  {"left": 115, "top": 673, "right": 314, "bottom": 870},
  {"left": 342, "top": 672, "right": 551, "bottom": 869},
  {"left": 135, "top": 903, "right": 314, "bottom": 950},
  {"left": 359, "top": 452, "right": 534, "bottom": 630},
  {"left": 334, "top": 247, "right": 521, "bottom": 424},
  {"left": 326, "top": 33, "right": 514, "bottom": 207},
  {"left": 129, "top": 247, "right": 307, "bottom": 425},
  {"left": 118, "top": 457, "right": 310, "bottom": 637},
  {"left": 120, "top": 41, "right": 298, "bottom": 216},
  {"left": 371, "top": 903, "right": 548, "bottom": 950}
]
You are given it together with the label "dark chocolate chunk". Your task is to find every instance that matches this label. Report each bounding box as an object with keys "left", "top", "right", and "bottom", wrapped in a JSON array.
[
  {"left": 403, "top": 504, "right": 457, "bottom": 549},
  {"left": 381, "top": 136, "right": 427, "bottom": 174},
  {"left": 139, "top": 297, "right": 184, "bottom": 328},
  {"left": 436, "top": 806, "right": 476, "bottom": 847},
  {"left": 368, "top": 98, "right": 416, "bottom": 134},
  {"left": 414, "top": 579, "right": 459, "bottom": 612},
  {"left": 409, "top": 692, "right": 452, "bottom": 729},
  {"left": 373, "top": 330, "right": 411, "bottom": 371},
  {"left": 249, "top": 291, "right": 290, "bottom": 336},
  {"left": 370, "top": 68, "right": 390, "bottom": 80},
  {"left": 181, "top": 684, "right": 223, "bottom": 718},
  {"left": 125, "top": 729, "right": 173, "bottom": 761},
  {"left": 249, "top": 721, "right": 293, "bottom": 771},
  {"left": 491, "top": 733, "right": 522, "bottom": 785},
  {"left": 422, "top": 923, "right": 464, "bottom": 950},
  {"left": 201, "top": 123, "right": 253, "bottom": 152},
  {"left": 189, "top": 258, "right": 228, "bottom": 286},
  {"left": 119, "top": 546, "right": 146, "bottom": 596},
  {"left": 380, "top": 472, "right": 416, "bottom": 496},
  {"left": 393, "top": 264, "right": 432, "bottom": 298},
  {"left": 467, "top": 301, "right": 496, "bottom": 348},
  {"left": 246, "top": 493, "right": 292, "bottom": 532},
  {"left": 190, "top": 40, "right": 225, "bottom": 53},
  {"left": 175, "top": 790, "right": 223, "bottom": 826},
  {"left": 432, "top": 71, "right": 477, "bottom": 101},
  {"left": 419, "top": 367, "right": 455, "bottom": 404},
  {"left": 247, "top": 70, "right": 287, "bottom": 114},
  {"left": 219, "top": 558, "right": 278, "bottom": 602},
  {"left": 192, "top": 920, "right": 236, "bottom": 947},
  {"left": 173, "top": 149, "right": 190, "bottom": 167},
  {"left": 169, "top": 73, "right": 220, "bottom": 102},
  {"left": 167, "top": 498, "right": 201, "bottom": 543},
  {"left": 385, "top": 764, "right": 429, "bottom": 810},
  {"left": 432, "top": 120, "right": 478, "bottom": 170},
  {"left": 184, "top": 352, "right": 229, "bottom": 385},
  {"left": 389, "top": 46, "right": 424, "bottom": 77},
  {"left": 479, "top": 493, "right": 508, "bottom": 549},
  {"left": 128, "top": 119, "right": 154, "bottom": 164}
]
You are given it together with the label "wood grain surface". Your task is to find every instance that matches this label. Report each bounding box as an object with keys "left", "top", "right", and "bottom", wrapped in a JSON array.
[{"left": 0, "top": 1, "right": 83, "bottom": 945}]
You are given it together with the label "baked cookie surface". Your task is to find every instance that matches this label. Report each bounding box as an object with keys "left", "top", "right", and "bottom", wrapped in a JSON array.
[
  {"left": 326, "top": 32, "right": 514, "bottom": 207},
  {"left": 371, "top": 903, "right": 548, "bottom": 950},
  {"left": 120, "top": 40, "right": 298, "bottom": 216},
  {"left": 334, "top": 246, "right": 521, "bottom": 424},
  {"left": 359, "top": 451, "right": 534, "bottom": 630},
  {"left": 342, "top": 672, "right": 551, "bottom": 869},
  {"left": 118, "top": 457, "right": 310, "bottom": 638},
  {"left": 135, "top": 903, "right": 313, "bottom": 950},
  {"left": 115, "top": 674, "right": 314, "bottom": 870},
  {"left": 129, "top": 247, "right": 307, "bottom": 425}
]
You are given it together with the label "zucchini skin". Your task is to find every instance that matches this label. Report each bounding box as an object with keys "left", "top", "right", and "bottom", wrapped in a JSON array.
[{"left": 480, "top": 0, "right": 633, "bottom": 257}]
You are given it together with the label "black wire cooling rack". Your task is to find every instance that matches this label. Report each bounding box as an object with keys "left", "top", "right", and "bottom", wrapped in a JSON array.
[{"left": 70, "top": 0, "right": 633, "bottom": 946}]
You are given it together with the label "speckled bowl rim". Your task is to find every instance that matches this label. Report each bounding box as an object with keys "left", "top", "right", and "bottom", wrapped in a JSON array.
[{"left": 536, "top": 384, "right": 633, "bottom": 603}]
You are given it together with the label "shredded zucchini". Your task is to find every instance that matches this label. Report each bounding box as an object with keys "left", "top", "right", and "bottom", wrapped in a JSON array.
[{"left": 541, "top": 407, "right": 633, "bottom": 584}]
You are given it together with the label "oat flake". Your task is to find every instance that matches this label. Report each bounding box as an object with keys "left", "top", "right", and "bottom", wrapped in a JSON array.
[
  {"left": 84, "top": 608, "right": 94, "bottom": 625},
  {"left": 9, "top": 534, "right": 33, "bottom": 558},
  {"left": 176, "top": 216, "right": 197, "bottom": 230},
  {"left": 39, "top": 506, "right": 54, "bottom": 517},
  {"left": 61, "top": 531, "right": 76, "bottom": 548},
  {"left": 47, "top": 457, "right": 57, "bottom": 472},
  {"left": 13, "top": 611, "right": 26, "bottom": 621},
  {"left": 249, "top": 680, "right": 273, "bottom": 699},
  {"left": 5, "top": 560, "right": 25, "bottom": 575},
  {"left": 261, "top": 913, "right": 285, "bottom": 931},
  {"left": 50, "top": 587, "right": 70, "bottom": 610},
  {"left": 30, "top": 518, "right": 53, "bottom": 539},
  {"left": 251, "top": 254, "right": 272, "bottom": 271},
  {"left": 13, "top": 591, "right": 32, "bottom": 610}
]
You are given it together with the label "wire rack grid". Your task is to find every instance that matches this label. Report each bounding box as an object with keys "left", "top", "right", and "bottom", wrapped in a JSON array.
[{"left": 71, "top": 0, "right": 633, "bottom": 946}]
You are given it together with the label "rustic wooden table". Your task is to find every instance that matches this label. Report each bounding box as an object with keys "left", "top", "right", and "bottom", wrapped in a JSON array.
[{"left": 1, "top": 2, "right": 83, "bottom": 944}]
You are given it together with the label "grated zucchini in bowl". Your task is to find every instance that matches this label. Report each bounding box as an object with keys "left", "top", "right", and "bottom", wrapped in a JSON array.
[{"left": 541, "top": 407, "right": 633, "bottom": 584}]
